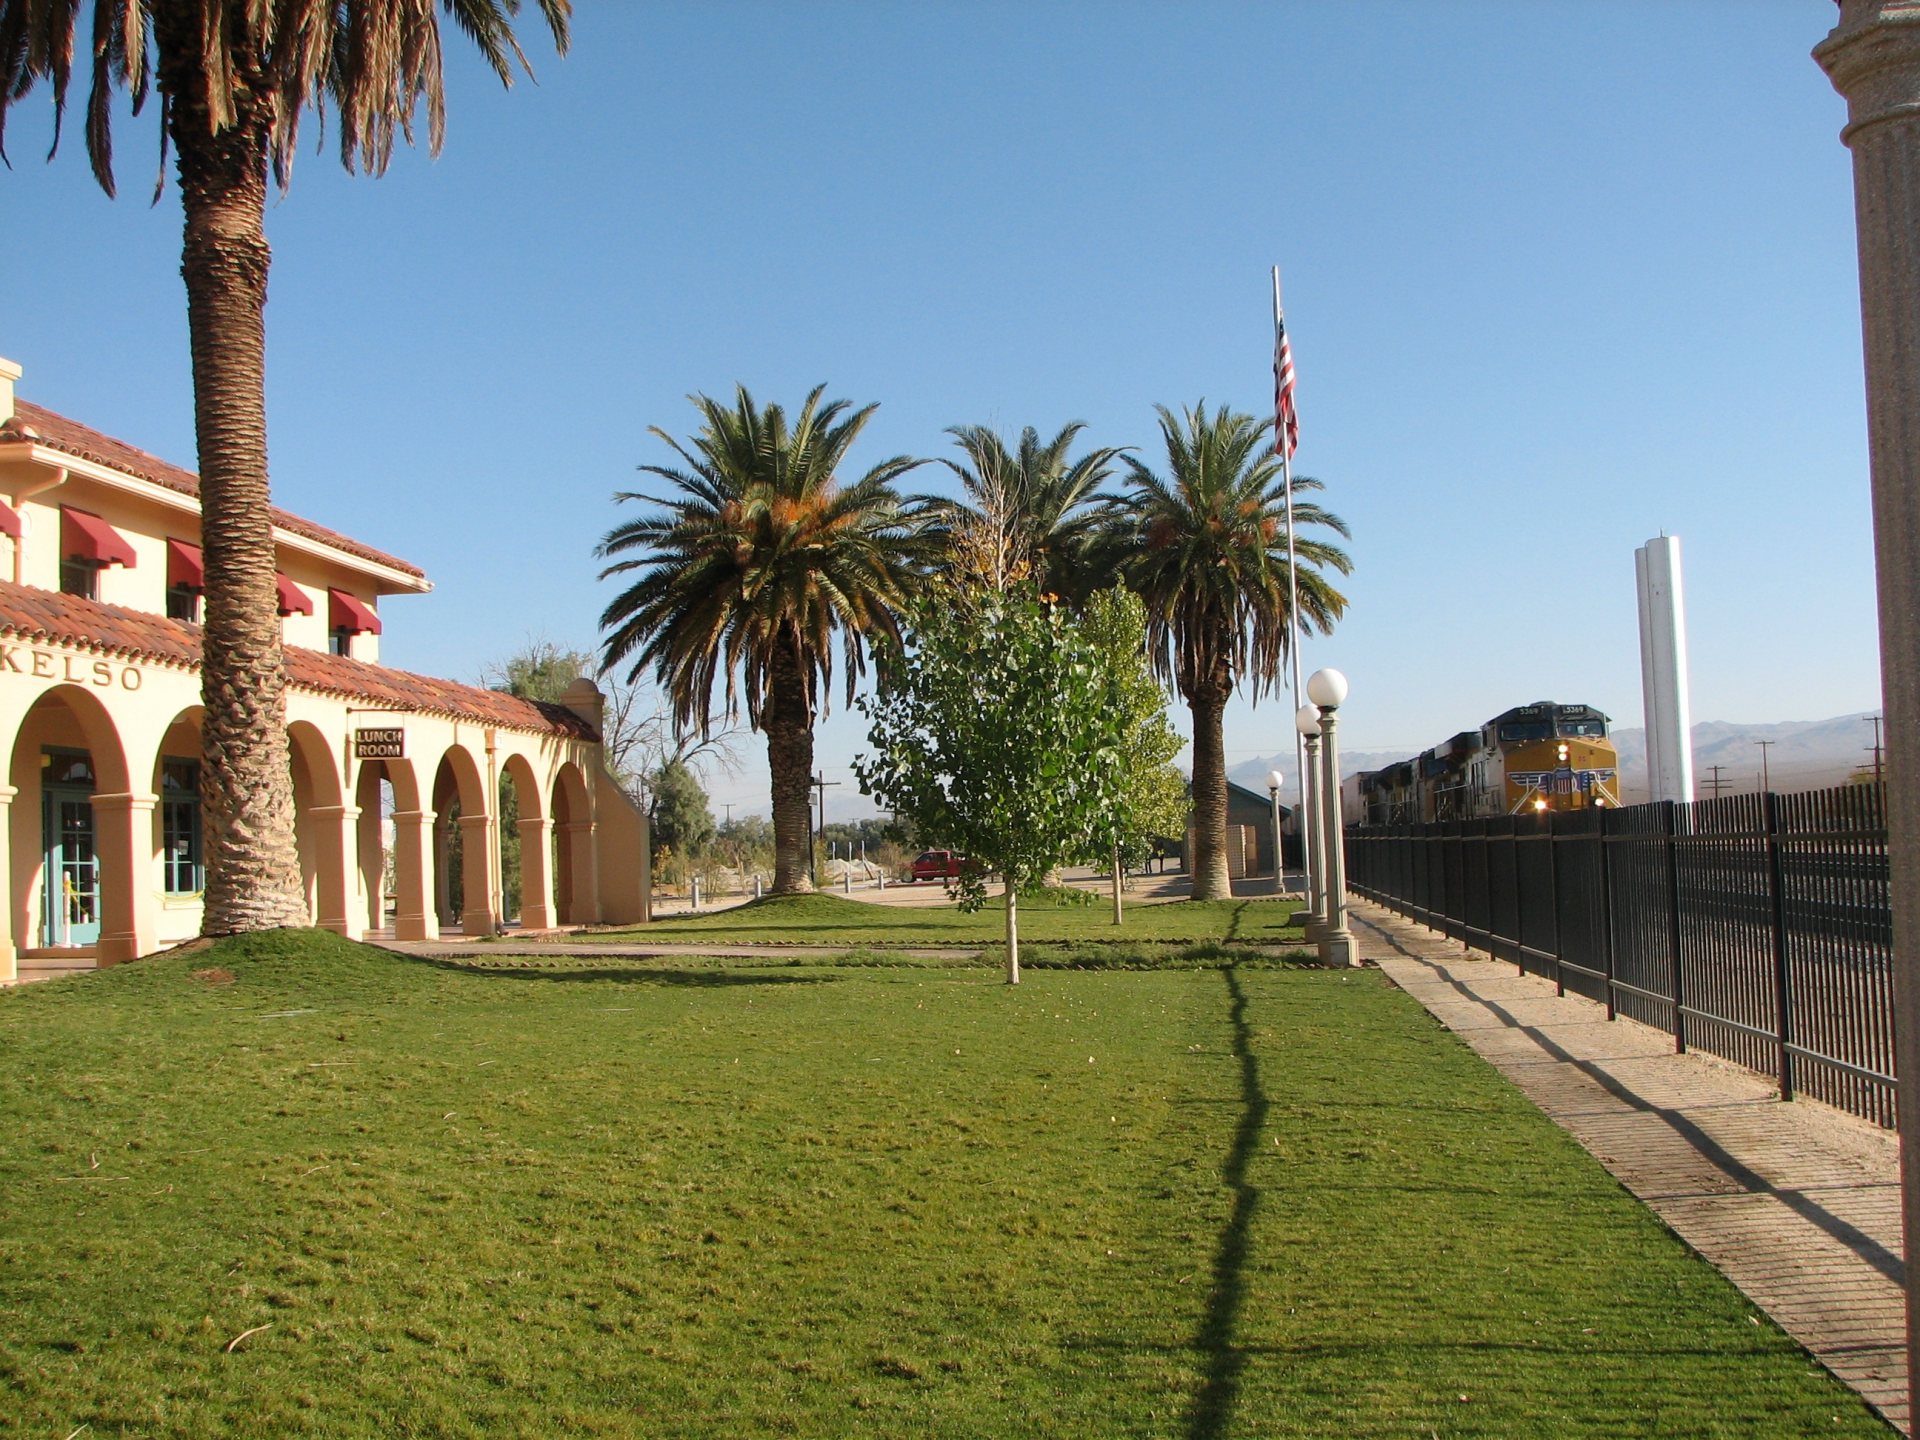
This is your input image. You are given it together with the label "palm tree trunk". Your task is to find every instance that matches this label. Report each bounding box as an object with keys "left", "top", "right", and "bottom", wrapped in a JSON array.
[
  {"left": 163, "top": 42, "right": 307, "bottom": 934},
  {"left": 1187, "top": 680, "right": 1233, "bottom": 902},
  {"left": 765, "top": 644, "right": 815, "bottom": 894}
]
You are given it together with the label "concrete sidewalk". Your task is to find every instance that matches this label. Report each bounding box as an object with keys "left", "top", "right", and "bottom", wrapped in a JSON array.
[{"left": 1349, "top": 898, "right": 1908, "bottom": 1434}]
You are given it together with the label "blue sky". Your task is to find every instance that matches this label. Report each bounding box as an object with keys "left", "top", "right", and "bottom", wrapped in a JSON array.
[{"left": 0, "top": 2, "right": 1876, "bottom": 819}]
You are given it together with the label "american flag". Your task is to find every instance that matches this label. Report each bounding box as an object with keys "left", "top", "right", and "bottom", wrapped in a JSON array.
[{"left": 1273, "top": 309, "right": 1299, "bottom": 459}]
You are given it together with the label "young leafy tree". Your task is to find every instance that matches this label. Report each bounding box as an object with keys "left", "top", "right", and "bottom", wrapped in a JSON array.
[
  {"left": 1078, "top": 587, "right": 1187, "bottom": 924},
  {"left": 0, "top": 1, "right": 570, "bottom": 935},
  {"left": 855, "top": 587, "right": 1127, "bottom": 983}
]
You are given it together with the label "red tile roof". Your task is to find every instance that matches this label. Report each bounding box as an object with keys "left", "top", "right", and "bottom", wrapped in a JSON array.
[
  {"left": 0, "top": 581, "right": 597, "bottom": 741},
  {"left": 0, "top": 401, "right": 426, "bottom": 582}
]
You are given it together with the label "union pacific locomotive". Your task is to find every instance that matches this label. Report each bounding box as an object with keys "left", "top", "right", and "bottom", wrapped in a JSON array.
[{"left": 1346, "top": 701, "right": 1621, "bottom": 824}]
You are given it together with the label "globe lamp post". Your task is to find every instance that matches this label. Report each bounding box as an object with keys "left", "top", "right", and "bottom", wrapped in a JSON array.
[
  {"left": 1267, "top": 769, "right": 1285, "bottom": 897},
  {"left": 1307, "top": 668, "right": 1355, "bottom": 968},
  {"left": 1295, "top": 703, "right": 1324, "bottom": 933}
]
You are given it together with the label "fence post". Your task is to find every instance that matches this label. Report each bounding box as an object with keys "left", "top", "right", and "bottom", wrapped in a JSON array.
[
  {"left": 1764, "top": 790, "right": 1794, "bottom": 1102},
  {"left": 1480, "top": 823, "right": 1495, "bottom": 959},
  {"left": 1513, "top": 822, "right": 1528, "bottom": 977},
  {"left": 1598, "top": 807, "right": 1618, "bottom": 1022},
  {"left": 1548, "top": 812, "right": 1565, "bottom": 997},
  {"left": 1664, "top": 799, "right": 1687, "bottom": 1054}
]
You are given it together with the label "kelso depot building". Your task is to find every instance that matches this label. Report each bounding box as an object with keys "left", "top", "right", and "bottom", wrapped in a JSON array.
[{"left": 0, "top": 357, "right": 648, "bottom": 982}]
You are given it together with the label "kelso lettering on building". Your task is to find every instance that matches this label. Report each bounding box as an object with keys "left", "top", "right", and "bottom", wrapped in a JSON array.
[{"left": 2, "top": 646, "right": 142, "bottom": 690}]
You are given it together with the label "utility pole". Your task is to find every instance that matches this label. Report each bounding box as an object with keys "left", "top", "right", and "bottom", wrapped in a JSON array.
[
  {"left": 810, "top": 772, "right": 841, "bottom": 887},
  {"left": 1869, "top": 715, "right": 1886, "bottom": 789},
  {"left": 1757, "top": 740, "right": 1775, "bottom": 795},
  {"left": 1703, "top": 764, "right": 1729, "bottom": 798}
]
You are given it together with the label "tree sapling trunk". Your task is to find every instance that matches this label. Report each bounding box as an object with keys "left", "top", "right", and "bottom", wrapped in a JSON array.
[{"left": 1004, "top": 874, "right": 1020, "bottom": 985}]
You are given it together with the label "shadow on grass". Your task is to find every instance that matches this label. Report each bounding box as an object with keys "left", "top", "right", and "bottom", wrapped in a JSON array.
[
  {"left": 409, "top": 956, "right": 842, "bottom": 988},
  {"left": 1185, "top": 962, "right": 1269, "bottom": 1440},
  {"left": 1222, "top": 903, "right": 1246, "bottom": 943}
]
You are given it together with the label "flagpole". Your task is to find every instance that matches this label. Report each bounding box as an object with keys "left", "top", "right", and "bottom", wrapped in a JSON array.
[{"left": 1274, "top": 265, "right": 1310, "bottom": 905}]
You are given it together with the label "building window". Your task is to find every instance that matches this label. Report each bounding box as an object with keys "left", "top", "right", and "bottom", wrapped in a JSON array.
[
  {"left": 60, "top": 558, "right": 100, "bottom": 600},
  {"left": 166, "top": 584, "right": 201, "bottom": 624},
  {"left": 329, "top": 628, "right": 352, "bottom": 657},
  {"left": 161, "top": 760, "right": 203, "bottom": 895}
]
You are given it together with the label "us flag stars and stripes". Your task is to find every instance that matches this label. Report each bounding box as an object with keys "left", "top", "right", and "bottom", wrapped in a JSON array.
[{"left": 1273, "top": 310, "right": 1299, "bottom": 460}]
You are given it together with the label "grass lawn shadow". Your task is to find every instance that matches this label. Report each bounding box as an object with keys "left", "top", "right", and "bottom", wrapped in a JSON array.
[
  {"left": 407, "top": 955, "right": 845, "bottom": 988},
  {"left": 1184, "top": 962, "right": 1269, "bottom": 1440}
]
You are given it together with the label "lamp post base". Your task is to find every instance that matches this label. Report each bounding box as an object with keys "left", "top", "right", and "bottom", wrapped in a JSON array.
[{"left": 1316, "top": 929, "right": 1356, "bottom": 968}]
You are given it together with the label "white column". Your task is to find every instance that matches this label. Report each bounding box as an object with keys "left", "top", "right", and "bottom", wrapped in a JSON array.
[
  {"left": 1298, "top": 731, "right": 1325, "bottom": 933},
  {"left": 306, "top": 804, "right": 361, "bottom": 938},
  {"left": 91, "top": 791, "right": 157, "bottom": 965},
  {"left": 0, "top": 784, "right": 16, "bottom": 981},
  {"left": 391, "top": 809, "right": 438, "bottom": 941},
  {"left": 1817, "top": 6, "right": 1920, "bottom": 1420},
  {"left": 1316, "top": 712, "right": 1354, "bottom": 967},
  {"left": 517, "top": 816, "right": 555, "bottom": 930},
  {"left": 459, "top": 812, "right": 498, "bottom": 936},
  {"left": 1635, "top": 537, "right": 1694, "bottom": 804}
]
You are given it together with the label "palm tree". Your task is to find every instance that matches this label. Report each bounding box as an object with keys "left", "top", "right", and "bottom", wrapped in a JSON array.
[
  {"left": 598, "top": 385, "right": 933, "bottom": 895},
  {"left": 0, "top": 2, "right": 569, "bottom": 935},
  {"left": 938, "top": 422, "right": 1122, "bottom": 600},
  {"left": 1112, "top": 402, "right": 1351, "bottom": 902}
]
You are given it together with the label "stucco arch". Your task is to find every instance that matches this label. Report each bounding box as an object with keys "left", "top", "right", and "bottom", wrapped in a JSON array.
[
  {"left": 146, "top": 705, "right": 206, "bottom": 911},
  {"left": 431, "top": 742, "right": 494, "bottom": 934},
  {"left": 288, "top": 720, "right": 357, "bottom": 936},
  {"left": 497, "top": 751, "right": 550, "bottom": 928},
  {"left": 8, "top": 685, "right": 141, "bottom": 964},
  {"left": 551, "top": 761, "right": 595, "bottom": 927}
]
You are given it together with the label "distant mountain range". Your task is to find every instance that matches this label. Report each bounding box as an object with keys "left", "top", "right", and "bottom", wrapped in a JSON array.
[{"left": 1229, "top": 710, "right": 1884, "bottom": 805}]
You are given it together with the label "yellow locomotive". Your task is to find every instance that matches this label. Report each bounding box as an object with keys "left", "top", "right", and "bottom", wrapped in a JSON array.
[{"left": 1350, "top": 701, "right": 1622, "bottom": 824}]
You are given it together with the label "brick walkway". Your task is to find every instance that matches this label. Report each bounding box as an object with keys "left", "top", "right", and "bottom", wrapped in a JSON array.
[{"left": 1349, "top": 898, "right": 1909, "bottom": 1433}]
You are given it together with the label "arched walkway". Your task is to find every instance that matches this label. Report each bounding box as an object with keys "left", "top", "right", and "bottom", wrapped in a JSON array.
[
  {"left": 494, "top": 752, "right": 549, "bottom": 929},
  {"left": 289, "top": 720, "right": 356, "bottom": 937},
  {"left": 431, "top": 744, "right": 494, "bottom": 935},
  {"left": 552, "top": 761, "right": 595, "bottom": 927},
  {"left": 8, "top": 686, "right": 140, "bottom": 964}
]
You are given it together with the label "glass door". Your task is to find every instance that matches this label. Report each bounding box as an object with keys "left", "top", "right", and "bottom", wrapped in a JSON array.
[{"left": 42, "top": 751, "right": 100, "bottom": 947}]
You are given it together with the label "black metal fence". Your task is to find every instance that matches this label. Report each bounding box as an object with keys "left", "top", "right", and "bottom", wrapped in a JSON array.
[{"left": 1346, "top": 784, "right": 1895, "bottom": 1126}]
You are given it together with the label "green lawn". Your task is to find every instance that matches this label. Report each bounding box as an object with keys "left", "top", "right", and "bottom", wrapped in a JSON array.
[
  {"left": 596, "top": 889, "right": 1308, "bottom": 949},
  {"left": 0, "top": 932, "right": 1888, "bottom": 1438}
]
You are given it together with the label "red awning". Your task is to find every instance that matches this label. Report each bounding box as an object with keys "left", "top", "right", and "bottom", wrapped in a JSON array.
[
  {"left": 62, "top": 505, "right": 136, "bottom": 568},
  {"left": 0, "top": 503, "right": 20, "bottom": 540},
  {"left": 276, "top": 573, "right": 314, "bottom": 617},
  {"left": 329, "top": 587, "right": 381, "bottom": 636},
  {"left": 166, "top": 538, "right": 204, "bottom": 590}
]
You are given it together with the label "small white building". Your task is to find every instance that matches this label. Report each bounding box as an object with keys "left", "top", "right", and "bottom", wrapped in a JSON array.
[{"left": 0, "top": 356, "right": 647, "bottom": 981}]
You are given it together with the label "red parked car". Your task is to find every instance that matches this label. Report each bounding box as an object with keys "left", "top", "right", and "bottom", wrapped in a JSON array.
[{"left": 910, "top": 849, "right": 966, "bottom": 882}]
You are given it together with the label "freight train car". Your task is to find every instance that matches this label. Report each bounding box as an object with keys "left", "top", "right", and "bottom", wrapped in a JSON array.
[{"left": 1348, "top": 701, "right": 1621, "bottom": 824}]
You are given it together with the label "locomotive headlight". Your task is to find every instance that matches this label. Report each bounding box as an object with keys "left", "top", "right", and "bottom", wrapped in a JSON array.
[
  {"left": 1533, "top": 797, "right": 1549, "bottom": 812},
  {"left": 1556, "top": 742, "right": 1570, "bottom": 763}
]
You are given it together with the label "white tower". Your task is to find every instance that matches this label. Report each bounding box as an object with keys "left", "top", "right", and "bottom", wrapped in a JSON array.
[{"left": 1635, "top": 536, "right": 1694, "bottom": 804}]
